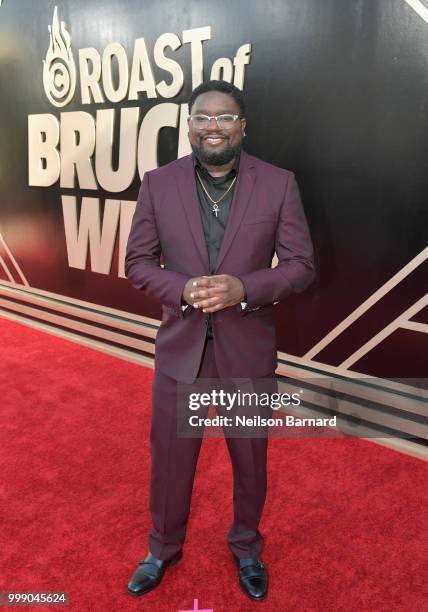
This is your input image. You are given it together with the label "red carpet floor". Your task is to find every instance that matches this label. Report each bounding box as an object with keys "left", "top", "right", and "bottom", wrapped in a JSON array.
[{"left": 0, "top": 316, "right": 427, "bottom": 612}]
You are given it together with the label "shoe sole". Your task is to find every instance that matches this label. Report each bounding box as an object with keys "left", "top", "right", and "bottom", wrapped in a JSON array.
[{"left": 127, "top": 551, "right": 183, "bottom": 597}]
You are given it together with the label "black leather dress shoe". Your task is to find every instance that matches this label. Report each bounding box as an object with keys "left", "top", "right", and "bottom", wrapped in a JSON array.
[
  {"left": 127, "top": 550, "right": 183, "bottom": 596},
  {"left": 233, "top": 555, "right": 268, "bottom": 601}
]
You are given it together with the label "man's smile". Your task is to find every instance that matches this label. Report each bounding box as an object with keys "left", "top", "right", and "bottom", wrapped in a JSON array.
[{"left": 202, "top": 135, "right": 228, "bottom": 147}]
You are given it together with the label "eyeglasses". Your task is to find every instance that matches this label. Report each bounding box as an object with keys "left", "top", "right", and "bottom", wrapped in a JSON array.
[{"left": 188, "top": 114, "right": 241, "bottom": 130}]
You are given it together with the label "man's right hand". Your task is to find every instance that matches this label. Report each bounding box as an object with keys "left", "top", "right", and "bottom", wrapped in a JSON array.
[{"left": 182, "top": 276, "right": 209, "bottom": 306}]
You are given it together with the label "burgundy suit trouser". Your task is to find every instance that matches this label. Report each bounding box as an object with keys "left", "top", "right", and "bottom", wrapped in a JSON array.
[{"left": 148, "top": 336, "right": 274, "bottom": 560}]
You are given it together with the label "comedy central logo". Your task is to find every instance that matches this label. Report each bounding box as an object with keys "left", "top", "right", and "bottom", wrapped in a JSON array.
[{"left": 42, "top": 6, "right": 76, "bottom": 107}]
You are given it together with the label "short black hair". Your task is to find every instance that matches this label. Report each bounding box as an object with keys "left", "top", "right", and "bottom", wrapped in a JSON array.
[{"left": 188, "top": 80, "right": 245, "bottom": 117}]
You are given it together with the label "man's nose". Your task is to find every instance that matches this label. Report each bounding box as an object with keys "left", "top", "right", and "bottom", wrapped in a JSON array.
[{"left": 207, "top": 117, "right": 221, "bottom": 129}]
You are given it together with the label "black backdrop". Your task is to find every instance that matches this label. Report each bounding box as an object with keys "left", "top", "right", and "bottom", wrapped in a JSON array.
[{"left": 0, "top": 0, "right": 427, "bottom": 377}]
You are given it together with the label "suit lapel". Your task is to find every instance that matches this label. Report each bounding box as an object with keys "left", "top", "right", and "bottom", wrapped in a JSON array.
[
  {"left": 175, "top": 154, "right": 210, "bottom": 270},
  {"left": 215, "top": 150, "right": 255, "bottom": 272},
  {"left": 174, "top": 150, "right": 256, "bottom": 273}
]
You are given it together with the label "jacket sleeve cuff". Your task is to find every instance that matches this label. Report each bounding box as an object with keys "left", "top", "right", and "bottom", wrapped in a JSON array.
[{"left": 238, "top": 268, "right": 294, "bottom": 309}]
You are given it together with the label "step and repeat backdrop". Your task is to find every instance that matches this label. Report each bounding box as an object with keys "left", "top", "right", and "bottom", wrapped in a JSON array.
[{"left": 0, "top": 0, "right": 427, "bottom": 378}]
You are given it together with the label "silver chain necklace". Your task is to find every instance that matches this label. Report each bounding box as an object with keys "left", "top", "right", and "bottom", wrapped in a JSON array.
[{"left": 195, "top": 170, "right": 237, "bottom": 217}]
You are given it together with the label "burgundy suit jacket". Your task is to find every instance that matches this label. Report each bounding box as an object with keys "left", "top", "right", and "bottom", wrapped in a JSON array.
[{"left": 125, "top": 150, "right": 315, "bottom": 382}]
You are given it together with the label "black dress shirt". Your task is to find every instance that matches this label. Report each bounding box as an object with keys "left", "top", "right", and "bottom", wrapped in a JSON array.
[{"left": 192, "top": 152, "right": 239, "bottom": 338}]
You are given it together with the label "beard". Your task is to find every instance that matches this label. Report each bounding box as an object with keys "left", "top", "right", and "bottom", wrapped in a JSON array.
[{"left": 191, "top": 138, "right": 243, "bottom": 166}]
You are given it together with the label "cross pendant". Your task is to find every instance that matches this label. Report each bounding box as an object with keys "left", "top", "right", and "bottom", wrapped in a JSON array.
[{"left": 212, "top": 204, "right": 219, "bottom": 217}]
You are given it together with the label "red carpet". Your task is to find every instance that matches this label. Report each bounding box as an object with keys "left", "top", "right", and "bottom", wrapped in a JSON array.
[{"left": 0, "top": 316, "right": 427, "bottom": 612}]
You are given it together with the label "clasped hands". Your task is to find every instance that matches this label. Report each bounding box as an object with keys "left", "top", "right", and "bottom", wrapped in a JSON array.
[{"left": 182, "top": 274, "right": 245, "bottom": 313}]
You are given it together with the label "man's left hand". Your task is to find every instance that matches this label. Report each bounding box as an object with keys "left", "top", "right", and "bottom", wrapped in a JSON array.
[{"left": 189, "top": 274, "right": 245, "bottom": 313}]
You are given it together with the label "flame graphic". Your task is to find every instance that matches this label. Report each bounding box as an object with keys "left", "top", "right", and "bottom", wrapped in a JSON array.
[{"left": 42, "top": 6, "right": 76, "bottom": 107}]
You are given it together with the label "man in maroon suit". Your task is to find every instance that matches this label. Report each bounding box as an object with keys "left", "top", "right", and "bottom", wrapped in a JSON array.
[{"left": 125, "top": 80, "right": 315, "bottom": 601}]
